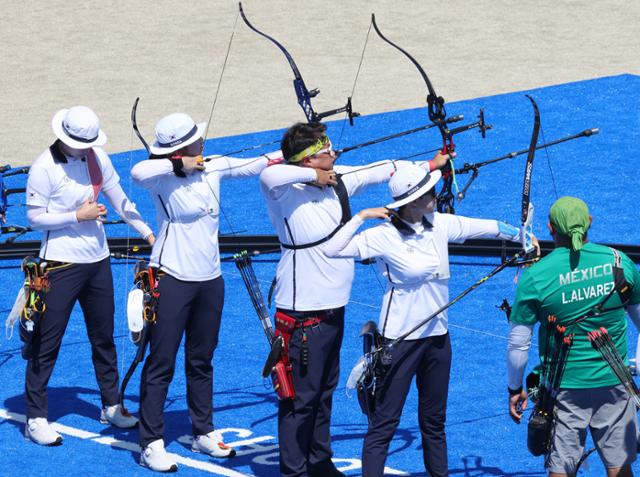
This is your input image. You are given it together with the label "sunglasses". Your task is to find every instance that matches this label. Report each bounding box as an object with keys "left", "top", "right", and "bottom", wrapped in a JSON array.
[{"left": 310, "top": 140, "right": 335, "bottom": 158}]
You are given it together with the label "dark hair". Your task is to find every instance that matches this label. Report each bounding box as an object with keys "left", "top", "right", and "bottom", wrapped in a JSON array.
[{"left": 281, "top": 122, "right": 327, "bottom": 163}]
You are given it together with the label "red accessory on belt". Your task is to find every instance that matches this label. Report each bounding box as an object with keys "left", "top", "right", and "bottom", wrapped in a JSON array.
[{"left": 270, "top": 311, "right": 326, "bottom": 400}]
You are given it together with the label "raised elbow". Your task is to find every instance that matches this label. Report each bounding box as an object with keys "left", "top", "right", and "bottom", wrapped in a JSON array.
[{"left": 130, "top": 163, "right": 145, "bottom": 184}]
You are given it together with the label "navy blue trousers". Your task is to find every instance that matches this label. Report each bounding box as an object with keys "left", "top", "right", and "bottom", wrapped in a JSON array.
[
  {"left": 362, "top": 332, "right": 451, "bottom": 477},
  {"left": 25, "top": 258, "right": 119, "bottom": 419},
  {"left": 139, "top": 274, "right": 224, "bottom": 448},
  {"left": 277, "top": 307, "right": 345, "bottom": 477}
]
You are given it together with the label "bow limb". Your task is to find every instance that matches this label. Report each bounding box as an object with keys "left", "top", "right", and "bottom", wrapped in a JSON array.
[
  {"left": 238, "top": 3, "right": 306, "bottom": 85},
  {"left": 118, "top": 98, "right": 143, "bottom": 408},
  {"left": 370, "top": 14, "right": 451, "bottom": 153},
  {"left": 522, "top": 95, "right": 540, "bottom": 223},
  {"left": 0, "top": 174, "right": 6, "bottom": 223},
  {"left": 118, "top": 261, "right": 160, "bottom": 407},
  {"left": 521, "top": 95, "right": 541, "bottom": 255},
  {"left": 371, "top": 14, "right": 461, "bottom": 213},
  {"left": 119, "top": 324, "right": 151, "bottom": 408},
  {"left": 239, "top": 2, "right": 357, "bottom": 125},
  {"left": 239, "top": 1, "right": 322, "bottom": 123},
  {"left": 369, "top": 15, "right": 495, "bottom": 214},
  {"left": 131, "top": 97, "right": 151, "bottom": 155}
]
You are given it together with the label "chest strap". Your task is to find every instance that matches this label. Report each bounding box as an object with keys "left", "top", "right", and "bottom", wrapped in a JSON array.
[{"left": 280, "top": 175, "right": 352, "bottom": 250}]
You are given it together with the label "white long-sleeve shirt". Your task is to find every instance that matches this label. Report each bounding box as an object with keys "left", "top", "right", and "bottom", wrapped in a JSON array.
[
  {"left": 26, "top": 144, "right": 152, "bottom": 263},
  {"left": 132, "top": 153, "right": 276, "bottom": 281},
  {"left": 260, "top": 159, "right": 431, "bottom": 311},
  {"left": 323, "top": 212, "right": 523, "bottom": 339}
]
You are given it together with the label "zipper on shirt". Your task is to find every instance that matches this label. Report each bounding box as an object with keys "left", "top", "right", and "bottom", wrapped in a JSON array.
[
  {"left": 381, "top": 286, "right": 395, "bottom": 337},
  {"left": 284, "top": 217, "right": 297, "bottom": 311},
  {"left": 41, "top": 202, "right": 53, "bottom": 260},
  {"left": 156, "top": 194, "right": 172, "bottom": 269},
  {"left": 381, "top": 262, "right": 396, "bottom": 337}
]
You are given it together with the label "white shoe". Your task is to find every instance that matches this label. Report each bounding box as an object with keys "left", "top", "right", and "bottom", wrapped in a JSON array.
[
  {"left": 140, "top": 439, "right": 178, "bottom": 473},
  {"left": 191, "top": 430, "right": 236, "bottom": 458},
  {"left": 24, "top": 418, "right": 63, "bottom": 446},
  {"left": 100, "top": 404, "right": 138, "bottom": 429}
]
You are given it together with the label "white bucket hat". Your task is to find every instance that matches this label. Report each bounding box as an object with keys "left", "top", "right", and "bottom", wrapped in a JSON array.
[
  {"left": 51, "top": 106, "right": 107, "bottom": 149},
  {"left": 149, "top": 113, "right": 206, "bottom": 155},
  {"left": 386, "top": 164, "right": 442, "bottom": 209}
]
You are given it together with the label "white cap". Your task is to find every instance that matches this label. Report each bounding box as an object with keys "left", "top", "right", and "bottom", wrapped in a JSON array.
[
  {"left": 51, "top": 106, "right": 107, "bottom": 149},
  {"left": 386, "top": 164, "right": 442, "bottom": 209},
  {"left": 149, "top": 113, "right": 206, "bottom": 155}
]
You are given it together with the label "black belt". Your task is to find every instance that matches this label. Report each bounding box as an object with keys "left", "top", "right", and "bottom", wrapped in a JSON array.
[{"left": 276, "top": 308, "right": 339, "bottom": 321}]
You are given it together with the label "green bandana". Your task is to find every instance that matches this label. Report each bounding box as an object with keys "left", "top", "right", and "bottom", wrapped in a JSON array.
[
  {"left": 287, "top": 135, "right": 330, "bottom": 163},
  {"left": 549, "top": 196, "right": 590, "bottom": 251}
]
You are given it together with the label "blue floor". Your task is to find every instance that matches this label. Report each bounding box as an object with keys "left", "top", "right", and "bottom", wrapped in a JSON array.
[{"left": 0, "top": 74, "right": 638, "bottom": 476}]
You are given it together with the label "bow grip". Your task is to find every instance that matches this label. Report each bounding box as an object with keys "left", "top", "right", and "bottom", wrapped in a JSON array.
[{"left": 521, "top": 202, "right": 535, "bottom": 255}]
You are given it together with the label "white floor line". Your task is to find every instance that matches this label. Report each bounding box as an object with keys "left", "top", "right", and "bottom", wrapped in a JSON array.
[
  {"left": 1, "top": 407, "right": 410, "bottom": 475},
  {"left": 0, "top": 408, "right": 253, "bottom": 477}
]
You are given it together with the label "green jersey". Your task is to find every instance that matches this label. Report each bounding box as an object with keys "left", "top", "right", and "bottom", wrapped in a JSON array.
[{"left": 510, "top": 242, "right": 640, "bottom": 389}]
